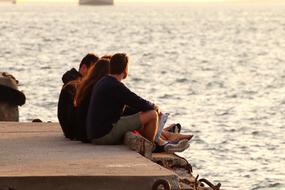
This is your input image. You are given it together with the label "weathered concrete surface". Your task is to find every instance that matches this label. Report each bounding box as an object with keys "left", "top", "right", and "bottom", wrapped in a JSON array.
[
  {"left": 0, "top": 122, "right": 179, "bottom": 190},
  {"left": 0, "top": 102, "right": 19, "bottom": 121},
  {"left": 124, "top": 131, "right": 154, "bottom": 159}
]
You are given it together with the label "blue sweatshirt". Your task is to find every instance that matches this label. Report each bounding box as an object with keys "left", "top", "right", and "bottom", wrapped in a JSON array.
[{"left": 86, "top": 75, "right": 154, "bottom": 139}]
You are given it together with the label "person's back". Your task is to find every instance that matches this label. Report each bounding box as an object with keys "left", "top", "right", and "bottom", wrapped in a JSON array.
[
  {"left": 58, "top": 86, "right": 77, "bottom": 139},
  {"left": 73, "top": 58, "right": 110, "bottom": 142},
  {"left": 57, "top": 53, "right": 99, "bottom": 140},
  {"left": 87, "top": 75, "right": 127, "bottom": 139},
  {"left": 74, "top": 96, "right": 90, "bottom": 142}
]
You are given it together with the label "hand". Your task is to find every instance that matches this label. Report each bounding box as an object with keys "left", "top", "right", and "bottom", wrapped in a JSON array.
[{"left": 153, "top": 104, "right": 161, "bottom": 114}]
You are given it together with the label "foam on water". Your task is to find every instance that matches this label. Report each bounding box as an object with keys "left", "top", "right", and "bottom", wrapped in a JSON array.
[{"left": 0, "top": 3, "right": 284, "bottom": 189}]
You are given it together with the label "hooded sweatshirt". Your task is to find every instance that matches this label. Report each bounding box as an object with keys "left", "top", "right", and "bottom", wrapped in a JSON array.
[{"left": 57, "top": 68, "right": 81, "bottom": 140}]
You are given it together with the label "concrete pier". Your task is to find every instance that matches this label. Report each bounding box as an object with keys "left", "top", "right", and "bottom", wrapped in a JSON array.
[{"left": 0, "top": 122, "right": 179, "bottom": 190}]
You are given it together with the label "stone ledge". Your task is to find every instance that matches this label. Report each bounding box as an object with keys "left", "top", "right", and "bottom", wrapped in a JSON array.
[{"left": 0, "top": 122, "right": 180, "bottom": 190}]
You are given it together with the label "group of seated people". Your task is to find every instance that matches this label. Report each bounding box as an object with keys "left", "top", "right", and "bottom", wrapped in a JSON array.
[{"left": 57, "top": 53, "right": 193, "bottom": 153}]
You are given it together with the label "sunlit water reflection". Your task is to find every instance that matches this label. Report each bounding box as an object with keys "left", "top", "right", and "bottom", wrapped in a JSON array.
[{"left": 0, "top": 3, "right": 284, "bottom": 189}]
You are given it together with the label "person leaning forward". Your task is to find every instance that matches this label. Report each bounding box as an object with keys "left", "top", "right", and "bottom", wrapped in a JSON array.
[
  {"left": 87, "top": 53, "right": 159, "bottom": 145},
  {"left": 57, "top": 53, "right": 99, "bottom": 140}
]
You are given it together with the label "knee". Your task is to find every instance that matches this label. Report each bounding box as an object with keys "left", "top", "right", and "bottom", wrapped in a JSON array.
[
  {"left": 147, "top": 110, "right": 158, "bottom": 120},
  {"left": 139, "top": 110, "right": 158, "bottom": 124}
]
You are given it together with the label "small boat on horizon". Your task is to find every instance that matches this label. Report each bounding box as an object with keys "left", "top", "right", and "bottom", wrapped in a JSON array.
[{"left": 79, "top": 0, "right": 113, "bottom": 5}]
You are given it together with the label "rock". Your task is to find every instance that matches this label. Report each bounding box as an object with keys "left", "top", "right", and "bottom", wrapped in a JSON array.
[
  {"left": 0, "top": 102, "right": 19, "bottom": 121},
  {"left": 0, "top": 72, "right": 26, "bottom": 121},
  {"left": 124, "top": 131, "right": 153, "bottom": 159}
]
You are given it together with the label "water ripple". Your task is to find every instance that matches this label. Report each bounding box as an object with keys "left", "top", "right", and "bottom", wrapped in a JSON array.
[{"left": 0, "top": 4, "right": 284, "bottom": 190}]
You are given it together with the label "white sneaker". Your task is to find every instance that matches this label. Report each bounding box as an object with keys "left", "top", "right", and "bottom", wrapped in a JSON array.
[{"left": 164, "top": 139, "right": 190, "bottom": 153}]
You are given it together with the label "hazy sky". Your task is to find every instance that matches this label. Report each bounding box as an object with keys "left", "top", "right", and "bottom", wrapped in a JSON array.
[
  {"left": 16, "top": 0, "right": 285, "bottom": 3},
  {"left": 19, "top": 0, "right": 213, "bottom": 1}
]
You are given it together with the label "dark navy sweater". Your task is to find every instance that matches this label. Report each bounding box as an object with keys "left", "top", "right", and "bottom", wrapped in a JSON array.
[
  {"left": 58, "top": 68, "right": 81, "bottom": 139},
  {"left": 86, "top": 75, "right": 154, "bottom": 139}
]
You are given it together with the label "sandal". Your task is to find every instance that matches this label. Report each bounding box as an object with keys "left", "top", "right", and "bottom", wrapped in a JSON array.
[{"left": 165, "top": 123, "right": 182, "bottom": 134}]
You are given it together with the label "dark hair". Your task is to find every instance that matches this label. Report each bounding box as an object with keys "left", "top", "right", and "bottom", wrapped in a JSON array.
[
  {"left": 101, "top": 55, "right": 112, "bottom": 60},
  {"left": 79, "top": 53, "right": 99, "bottom": 70},
  {"left": 110, "top": 53, "right": 128, "bottom": 75},
  {"left": 74, "top": 58, "right": 110, "bottom": 107}
]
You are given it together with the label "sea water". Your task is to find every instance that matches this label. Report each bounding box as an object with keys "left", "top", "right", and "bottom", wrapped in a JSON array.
[{"left": 0, "top": 3, "right": 284, "bottom": 189}]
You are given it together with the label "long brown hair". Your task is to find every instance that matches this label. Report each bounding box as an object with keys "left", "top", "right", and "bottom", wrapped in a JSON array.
[{"left": 74, "top": 58, "right": 110, "bottom": 107}]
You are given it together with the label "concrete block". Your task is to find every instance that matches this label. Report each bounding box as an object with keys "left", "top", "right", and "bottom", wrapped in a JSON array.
[
  {"left": 124, "top": 131, "right": 154, "bottom": 159},
  {"left": 0, "top": 122, "right": 180, "bottom": 190}
]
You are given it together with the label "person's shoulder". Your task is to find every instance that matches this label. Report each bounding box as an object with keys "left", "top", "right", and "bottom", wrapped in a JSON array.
[
  {"left": 62, "top": 68, "right": 81, "bottom": 84},
  {"left": 100, "top": 75, "right": 118, "bottom": 85},
  {"left": 95, "top": 75, "right": 109, "bottom": 85},
  {"left": 99, "top": 76, "right": 125, "bottom": 90}
]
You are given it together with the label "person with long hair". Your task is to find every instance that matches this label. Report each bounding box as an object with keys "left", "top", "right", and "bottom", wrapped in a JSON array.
[{"left": 73, "top": 58, "right": 110, "bottom": 142}]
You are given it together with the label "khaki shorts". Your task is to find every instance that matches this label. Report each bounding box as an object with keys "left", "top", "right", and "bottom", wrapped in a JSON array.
[{"left": 91, "top": 113, "right": 141, "bottom": 145}]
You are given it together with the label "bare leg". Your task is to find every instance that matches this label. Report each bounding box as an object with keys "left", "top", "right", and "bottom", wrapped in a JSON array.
[{"left": 138, "top": 110, "right": 158, "bottom": 142}]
